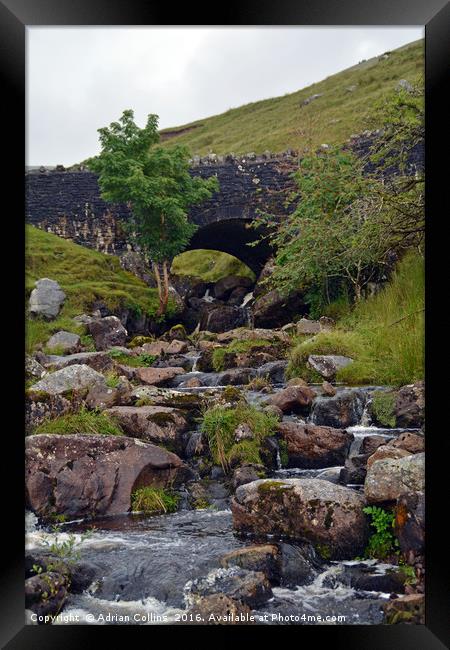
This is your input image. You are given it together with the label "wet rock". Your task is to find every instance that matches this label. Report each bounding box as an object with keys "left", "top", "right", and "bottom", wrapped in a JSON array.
[
  {"left": 131, "top": 385, "right": 203, "bottom": 411},
  {"left": 25, "top": 434, "right": 187, "bottom": 518},
  {"left": 394, "top": 381, "right": 425, "bottom": 428},
  {"left": 166, "top": 339, "right": 189, "bottom": 355},
  {"left": 277, "top": 422, "right": 353, "bottom": 469},
  {"left": 213, "top": 276, "right": 253, "bottom": 301},
  {"left": 184, "top": 377, "right": 202, "bottom": 388},
  {"left": 184, "top": 430, "right": 206, "bottom": 458},
  {"left": 252, "top": 288, "right": 305, "bottom": 329},
  {"left": 228, "top": 286, "right": 250, "bottom": 306},
  {"left": 104, "top": 405, "right": 188, "bottom": 447},
  {"left": 87, "top": 316, "right": 127, "bottom": 350},
  {"left": 85, "top": 378, "right": 133, "bottom": 410},
  {"left": 188, "top": 567, "right": 272, "bottom": 609},
  {"left": 361, "top": 435, "right": 392, "bottom": 455},
  {"left": 339, "top": 453, "right": 370, "bottom": 485},
  {"left": 387, "top": 431, "right": 425, "bottom": 454},
  {"left": 383, "top": 594, "right": 425, "bottom": 624},
  {"left": 286, "top": 377, "right": 308, "bottom": 387},
  {"left": 46, "top": 331, "right": 81, "bottom": 354},
  {"left": 25, "top": 572, "right": 68, "bottom": 620},
  {"left": 232, "top": 478, "right": 368, "bottom": 560},
  {"left": 28, "top": 364, "right": 107, "bottom": 396},
  {"left": 187, "top": 480, "right": 230, "bottom": 510},
  {"left": 42, "top": 351, "right": 115, "bottom": 373},
  {"left": 336, "top": 563, "right": 407, "bottom": 594},
  {"left": 277, "top": 541, "right": 322, "bottom": 587},
  {"left": 29, "top": 278, "right": 66, "bottom": 320},
  {"left": 394, "top": 491, "right": 425, "bottom": 555},
  {"left": 232, "top": 465, "right": 264, "bottom": 489},
  {"left": 186, "top": 594, "right": 253, "bottom": 625},
  {"left": 364, "top": 453, "right": 425, "bottom": 504},
  {"left": 322, "top": 381, "right": 336, "bottom": 397},
  {"left": 152, "top": 354, "right": 193, "bottom": 370},
  {"left": 366, "top": 446, "right": 411, "bottom": 470},
  {"left": 256, "top": 360, "right": 288, "bottom": 383},
  {"left": 135, "top": 366, "right": 185, "bottom": 386},
  {"left": 200, "top": 304, "right": 247, "bottom": 333},
  {"left": 307, "top": 355, "right": 353, "bottom": 380},
  {"left": 218, "top": 367, "right": 256, "bottom": 385},
  {"left": 25, "top": 553, "right": 97, "bottom": 594},
  {"left": 221, "top": 545, "right": 279, "bottom": 582},
  {"left": 311, "top": 389, "right": 367, "bottom": 428},
  {"left": 267, "top": 385, "right": 316, "bottom": 415}
]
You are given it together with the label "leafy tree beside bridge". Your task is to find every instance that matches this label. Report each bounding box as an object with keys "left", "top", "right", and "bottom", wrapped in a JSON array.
[{"left": 87, "top": 110, "right": 219, "bottom": 316}]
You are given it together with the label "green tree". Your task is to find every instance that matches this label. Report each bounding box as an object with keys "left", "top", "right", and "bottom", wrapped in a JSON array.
[{"left": 87, "top": 110, "right": 219, "bottom": 315}]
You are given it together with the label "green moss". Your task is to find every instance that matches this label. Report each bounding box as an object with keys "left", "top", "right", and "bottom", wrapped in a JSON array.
[
  {"left": 104, "top": 371, "right": 121, "bottom": 388},
  {"left": 212, "top": 348, "right": 228, "bottom": 372},
  {"left": 316, "top": 544, "right": 332, "bottom": 560},
  {"left": 257, "top": 480, "right": 293, "bottom": 495},
  {"left": 148, "top": 412, "right": 175, "bottom": 425},
  {"left": 131, "top": 486, "right": 179, "bottom": 514},
  {"left": 32, "top": 407, "right": 124, "bottom": 436},
  {"left": 80, "top": 334, "right": 96, "bottom": 351},
  {"left": 222, "top": 386, "right": 242, "bottom": 402},
  {"left": 371, "top": 391, "right": 397, "bottom": 428},
  {"left": 228, "top": 440, "right": 263, "bottom": 466},
  {"left": 171, "top": 249, "right": 255, "bottom": 283},
  {"left": 193, "top": 497, "right": 211, "bottom": 510},
  {"left": 108, "top": 350, "right": 156, "bottom": 367},
  {"left": 278, "top": 439, "right": 289, "bottom": 468},
  {"left": 128, "top": 335, "right": 155, "bottom": 348},
  {"left": 212, "top": 338, "right": 278, "bottom": 372}
]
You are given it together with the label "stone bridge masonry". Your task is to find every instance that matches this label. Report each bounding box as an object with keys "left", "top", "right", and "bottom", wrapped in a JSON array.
[{"left": 25, "top": 152, "right": 300, "bottom": 274}]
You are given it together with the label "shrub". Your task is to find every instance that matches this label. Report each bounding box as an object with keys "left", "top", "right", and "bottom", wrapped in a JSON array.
[
  {"left": 104, "top": 372, "right": 121, "bottom": 389},
  {"left": 363, "top": 505, "right": 399, "bottom": 560},
  {"left": 201, "top": 403, "right": 278, "bottom": 471},
  {"left": 107, "top": 350, "right": 157, "bottom": 367},
  {"left": 370, "top": 391, "right": 397, "bottom": 427},
  {"left": 131, "top": 487, "right": 179, "bottom": 515},
  {"left": 33, "top": 407, "right": 124, "bottom": 436}
]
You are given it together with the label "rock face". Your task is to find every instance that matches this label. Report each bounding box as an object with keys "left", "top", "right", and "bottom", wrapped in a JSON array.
[
  {"left": 29, "top": 278, "right": 66, "bottom": 320},
  {"left": 135, "top": 366, "right": 185, "bottom": 386},
  {"left": 311, "top": 389, "right": 367, "bottom": 428},
  {"left": 28, "top": 364, "right": 106, "bottom": 396},
  {"left": 46, "top": 331, "right": 81, "bottom": 354},
  {"left": 277, "top": 422, "right": 353, "bottom": 468},
  {"left": 394, "top": 381, "right": 425, "bottom": 428},
  {"left": 88, "top": 316, "right": 128, "bottom": 350},
  {"left": 364, "top": 453, "right": 425, "bottom": 504},
  {"left": 267, "top": 385, "right": 316, "bottom": 414},
  {"left": 25, "top": 434, "right": 187, "bottom": 519},
  {"left": 104, "top": 405, "right": 189, "bottom": 447},
  {"left": 308, "top": 355, "right": 353, "bottom": 380},
  {"left": 232, "top": 478, "right": 368, "bottom": 560}
]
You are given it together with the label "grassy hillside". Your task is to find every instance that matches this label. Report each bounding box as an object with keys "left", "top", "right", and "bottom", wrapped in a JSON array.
[
  {"left": 26, "top": 225, "right": 165, "bottom": 352},
  {"left": 160, "top": 39, "right": 423, "bottom": 156},
  {"left": 288, "top": 251, "right": 424, "bottom": 386},
  {"left": 171, "top": 249, "right": 255, "bottom": 283}
]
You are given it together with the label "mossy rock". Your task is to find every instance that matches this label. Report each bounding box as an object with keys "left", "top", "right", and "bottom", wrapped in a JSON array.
[
  {"left": 129, "top": 335, "right": 155, "bottom": 348},
  {"left": 370, "top": 390, "right": 397, "bottom": 428}
]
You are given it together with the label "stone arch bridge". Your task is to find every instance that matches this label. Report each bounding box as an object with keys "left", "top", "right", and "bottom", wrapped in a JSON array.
[{"left": 25, "top": 153, "right": 299, "bottom": 275}]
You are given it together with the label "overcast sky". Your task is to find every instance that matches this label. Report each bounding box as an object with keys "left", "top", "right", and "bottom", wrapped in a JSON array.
[{"left": 26, "top": 26, "right": 423, "bottom": 166}]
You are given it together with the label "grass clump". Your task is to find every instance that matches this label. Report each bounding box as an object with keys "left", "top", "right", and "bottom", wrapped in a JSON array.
[
  {"left": 131, "top": 486, "right": 180, "bottom": 515},
  {"left": 212, "top": 338, "right": 275, "bottom": 372},
  {"left": 26, "top": 225, "right": 178, "bottom": 353},
  {"left": 128, "top": 335, "right": 155, "bottom": 348},
  {"left": 104, "top": 372, "right": 121, "bottom": 389},
  {"left": 287, "top": 252, "right": 424, "bottom": 386},
  {"left": 200, "top": 403, "right": 278, "bottom": 472},
  {"left": 108, "top": 349, "right": 156, "bottom": 367},
  {"left": 370, "top": 391, "right": 397, "bottom": 427},
  {"left": 171, "top": 249, "right": 255, "bottom": 283},
  {"left": 33, "top": 407, "right": 124, "bottom": 436}
]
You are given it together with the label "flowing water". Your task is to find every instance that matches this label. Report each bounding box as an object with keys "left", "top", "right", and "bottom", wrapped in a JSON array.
[{"left": 26, "top": 369, "right": 415, "bottom": 625}]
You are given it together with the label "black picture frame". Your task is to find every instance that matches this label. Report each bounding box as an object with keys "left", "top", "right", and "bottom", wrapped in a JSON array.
[{"left": 1, "top": 0, "right": 449, "bottom": 647}]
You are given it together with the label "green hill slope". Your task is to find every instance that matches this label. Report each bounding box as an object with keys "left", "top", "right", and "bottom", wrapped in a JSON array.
[
  {"left": 160, "top": 39, "right": 423, "bottom": 156},
  {"left": 25, "top": 225, "right": 162, "bottom": 352}
]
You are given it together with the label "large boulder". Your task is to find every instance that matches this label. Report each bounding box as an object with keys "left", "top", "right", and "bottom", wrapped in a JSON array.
[
  {"left": 104, "top": 405, "right": 189, "bottom": 448},
  {"left": 366, "top": 446, "right": 411, "bottom": 470},
  {"left": 187, "top": 567, "right": 272, "bottom": 609},
  {"left": 46, "top": 331, "right": 81, "bottom": 355},
  {"left": 310, "top": 389, "right": 367, "bottom": 428},
  {"left": 85, "top": 379, "right": 133, "bottom": 410},
  {"left": 186, "top": 594, "right": 253, "bottom": 625},
  {"left": 200, "top": 304, "right": 247, "bottom": 333},
  {"left": 25, "top": 434, "right": 188, "bottom": 519},
  {"left": 307, "top": 355, "right": 353, "bottom": 380},
  {"left": 135, "top": 366, "right": 185, "bottom": 386},
  {"left": 220, "top": 545, "right": 280, "bottom": 583},
  {"left": 364, "top": 453, "right": 425, "bottom": 504},
  {"left": 394, "top": 381, "right": 425, "bottom": 428},
  {"left": 232, "top": 478, "right": 368, "bottom": 560},
  {"left": 28, "top": 364, "right": 106, "bottom": 396},
  {"left": 41, "top": 351, "right": 115, "bottom": 373},
  {"left": 267, "top": 385, "right": 316, "bottom": 415},
  {"left": 29, "top": 278, "right": 66, "bottom": 320},
  {"left": 87, "top": 316, "right": 128, "bottom": 350},
  {"left": 256, "top": 360, "right": 288, "bottom": 384},
  {"left": 394, "top": 491, "right": 425, "bottom": 556},
  {"left": 213, "top": 276, "right": 253, "bottom": 301},
  {"left": 252, "top": 289, "right": 305, "bottom": 329},
  {"left": 277, "top": 422, "right": 353, "bottom": 468},
  {"left": 131, "top": 386, "right": 204, "bottom": 411}
]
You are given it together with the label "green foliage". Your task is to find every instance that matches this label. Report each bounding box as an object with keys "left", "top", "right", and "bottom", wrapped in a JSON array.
[
  {"left": 104, "top": 371, "right": 121, "bottom": 388},
  {"left": 80, "top": 334, "right": 96, "bottom": 351},
  {"left": 107, "top": 349, "right": 156, "bottom": 367},
  {"left": 288, "top": 251, "right": 424, "bottom": 386},
  {"left": 363, "top": 506, "right": 399, "bottom": 560},
  {"left": 25, "top": 226, "right": 170, "bottom": 353},
  {"left": 212, "top": 338, "right": 276, "bottom": 371},
  {"left": 128, "top": 335, "right": 155, "bottom": 348},
  {"left": 371, "top": 391, "right": 397, "bottom": 427},
  {"left": 157, "top": 40, "right": 423, "bottom": 156},
  {"left": 200, "top": 403, "right": 278, "bottom": 472},
  {"left": 131, "top": 486, "right": 179, "bottom": 515},
  {"left": 33, "top": 407, "right": 124, "bottom": 436},
  {"left": 278, "top": 439, "right": 289, "bottom": 467},
  {"left": 40, "top": 526, "right": 93, "bottom": 567},
  {"left": 171, "top": 249, "right": 255, "bottom": 283},
  {"left": 211, "top": 348, "right": 227, "bottom": 372},
  {"left": 87, "top": 109, "right": 218, "bottom": 315}
]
